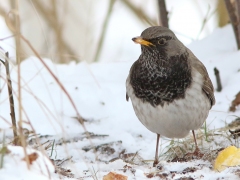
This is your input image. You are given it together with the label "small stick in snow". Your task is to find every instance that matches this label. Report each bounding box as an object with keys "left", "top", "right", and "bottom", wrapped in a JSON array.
[{"left": 214, "top": 67, "right": 222, "bottom": 92}]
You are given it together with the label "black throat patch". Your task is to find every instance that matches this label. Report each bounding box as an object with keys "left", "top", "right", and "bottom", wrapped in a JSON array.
[{"left": 130, "top": 51, "right": 192, "bottom": 107}]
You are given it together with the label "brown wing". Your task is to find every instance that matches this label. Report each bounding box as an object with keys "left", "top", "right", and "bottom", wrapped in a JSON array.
[{"left": 191, "top": 57, "right": 215, "bottom": 108}]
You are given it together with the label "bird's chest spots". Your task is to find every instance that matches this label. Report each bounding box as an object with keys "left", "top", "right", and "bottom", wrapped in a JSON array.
[{"left": 130, "top": 57, "right": 192, "bottom": 107}]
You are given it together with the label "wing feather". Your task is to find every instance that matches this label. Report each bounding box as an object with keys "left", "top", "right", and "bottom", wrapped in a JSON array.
[{"left": 191, "top": 57, "right": 215, "bottom": 107}]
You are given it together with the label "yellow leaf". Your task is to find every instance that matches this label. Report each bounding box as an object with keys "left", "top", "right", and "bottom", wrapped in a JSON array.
[{"left": 214, "top": 146, "right": 240, "bottom": 171}]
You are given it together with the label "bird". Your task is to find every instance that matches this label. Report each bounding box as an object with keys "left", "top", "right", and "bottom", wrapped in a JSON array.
[{"left": 126, "top": 26, "right": 215, "bottom": 167}]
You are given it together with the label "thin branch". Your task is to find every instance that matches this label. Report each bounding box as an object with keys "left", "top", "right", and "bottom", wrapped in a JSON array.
[
  {"left": 0, "top": 35, "right": 16, "bottom": 41},
  {"left": 11, "top": 0, "right": 30, "bottom": 169},
  {"left": 4, "top": 52, "right": 18, "bottom": 145},
  {"left": 157, "top": 0, "right": 168, "bottom": 27},
  {"left": 122, "top": 0, "right": 158, "bottom": 26},
  {"left": 224, "top": 0, "right": 240, "bottom": 49},
  {"left": 196, "top": 6, "right": 217, "bottom": 39},
  {"left": 236, "top": 0, "right": 240, "bottom": 48},
  {"left": 93, "top": 0, "right": 115, "bottom": 62}
]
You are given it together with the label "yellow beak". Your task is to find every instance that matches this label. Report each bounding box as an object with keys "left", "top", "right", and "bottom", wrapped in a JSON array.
[{"left": 132, "top": 36, "right": 154, "bottom": 46}]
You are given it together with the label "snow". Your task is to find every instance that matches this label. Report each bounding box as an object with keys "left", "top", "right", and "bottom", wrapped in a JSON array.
[
  {"left": 0, "top": 146, "right": 56, "bottom": 180},
  {"left": 0, "top": 24, "right": 240, "bottom": 179}
]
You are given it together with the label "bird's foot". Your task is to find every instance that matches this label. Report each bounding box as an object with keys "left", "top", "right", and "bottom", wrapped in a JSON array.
[{"left": 184, "top": 148, "right": 204, "bottom": 160}]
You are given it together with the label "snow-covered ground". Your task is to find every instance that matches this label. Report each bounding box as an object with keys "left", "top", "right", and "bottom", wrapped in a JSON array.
[{"left": 0, "top": 24, "right": 240, "bottom": 179}]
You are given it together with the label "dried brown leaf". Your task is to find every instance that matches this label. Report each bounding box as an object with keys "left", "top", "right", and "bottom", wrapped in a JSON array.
[
  {"left": 229, "top": 91, "right": 240, "bottom": 112},
  {"left": 103, "top": 172, "right": 127, "bottom": 180},
  {"left": 22, "top": 152, "right": 38, "bottom": 165}
]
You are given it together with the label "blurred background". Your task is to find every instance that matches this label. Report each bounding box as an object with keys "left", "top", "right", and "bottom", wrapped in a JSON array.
[{"left": 0, "top": 0, "right": 229, "bottom": 64}]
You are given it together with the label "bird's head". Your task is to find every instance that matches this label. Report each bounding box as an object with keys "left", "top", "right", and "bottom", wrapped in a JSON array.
[{"left": 132, "top": 26, "right": 185, "bottom": 58}]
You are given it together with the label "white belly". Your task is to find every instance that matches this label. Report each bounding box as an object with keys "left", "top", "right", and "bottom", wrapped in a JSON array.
[{"left": 126, "top": 71, "right": 211, "bottom": 138}]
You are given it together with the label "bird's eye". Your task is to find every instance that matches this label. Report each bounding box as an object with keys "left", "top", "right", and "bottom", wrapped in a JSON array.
[{"left": 158, "top": 38, "right": 166, "bottom": 45}]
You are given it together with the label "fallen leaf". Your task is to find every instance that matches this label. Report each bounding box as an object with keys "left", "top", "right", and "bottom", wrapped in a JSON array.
[
  {"left": 103, "top": 172, "right": 127, "bottom": 180},
  {"left": 229, "top": 91, "right": 240, "bottom": 112},
  {"left": 22, "top": 152, "right": 39, "bottom": 165},
  {"left": 214, "top": 146, "right": 240, "bottom": 171}
]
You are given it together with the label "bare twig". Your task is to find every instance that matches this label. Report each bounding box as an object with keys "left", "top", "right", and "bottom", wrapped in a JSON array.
[
  {"left": 237, "top": 0, "right": 240, "bottom": 16},
  {"left": 93, "top": 0, "right": 115, "bottom": 62},
  {"left": 3, "top": 0, "right": 30, "bottom": 169},
  {"left": 214, "top": 67, "right": 222, "bottom": 92},
  {"left": 11, "top": 0, "right": 30, "bottom": 169},
  {"left": 122, "top": 0, "right": 158, "bottom": 26},
  {"left": 55, "top": 156, "right": 73, "bottom": 166},
  {"left": 157, "top": 0, "right": 168, "bottom": 27},
  {"left": 3, "top": 52, "right": 18, "bottom": 145},
  {"left": 197, "top": 6, "right": 217, "bottom": 39},
  {"left": 224, "top": 0, "right": 240, "bottom": 49},
  {"left": 236, "top": 0, "right": 240, "bottom": 46}
]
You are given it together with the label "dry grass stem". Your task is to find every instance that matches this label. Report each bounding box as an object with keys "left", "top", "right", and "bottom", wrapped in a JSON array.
[
  {"left": 93, "top": 0, "right": 115, "bottom": 62},
  {"left": 197, "top": 6, "right": 217, "bottom": 39},
  {"left": 9, "top": 0, "right": 31, "bottom": 169}
]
